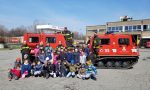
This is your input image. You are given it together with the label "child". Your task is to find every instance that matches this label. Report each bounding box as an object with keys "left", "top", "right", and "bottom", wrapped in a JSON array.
[
  {"left": 38, "top": 50, "right": 45, "bottom": 63},
  {"left": 77, "top": 64, "right": 86, "bottom": 80},
  {"left": 73, "top": 49, "right": 80, "bottom": 64},
  {"left": 34, "top": 44, "right": 39, "bottom": 63},
  {"left": 14, "top": 57, "right": 21, "bottom": 68},
  {"left": 8, "top": 64, "right": 21, "bottom": 81},
  {"left": 45, "top": 43, "right": 53, "bottom": 56},
  {"left": 66, "top": 49, "right": 74, "bottom": 63},
  {"left": 66, "top": 61, "right": 76, "bottom": 78},
  {"left": 85, "top": 59, "right": 97, "bottom": 80},
  {"left": 57, "top": 49, "right": 67, "bottom": 62},
  {"left": 30, "top": 62, "right": 36, "bottom": 76},
  {"left": 21, "top": 60, "right": 31, "bottom": 78},
  {"left": 80, "top": 50, "right": 86, "bottom": 64},
  {"left": 39, "top": 42, "right": 44, "bottom": 53},
  {"left": 53, "top": 51, "right": 59, "bottom": 65},
  {"left": 34, "top": 61, "right": 43, "bottom": 77},
  {"left": 42, "top": 61, "right": 55, "bottom": 79},
  {"left": 42, "top": 61, "right": 49, "bottom": 79},
  {"left": 55, "top": 60, "right": 62, "bottom": 77}
]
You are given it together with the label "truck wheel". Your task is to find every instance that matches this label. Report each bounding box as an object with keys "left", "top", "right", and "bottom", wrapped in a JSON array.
[
  {"left": 106, "top": 61, "right": 113, "bottom": 67},
  {"left": 97, "top": 61, "right": 104, "bottom": 67},
  {"left": 115, "top": 61, "right": 121, "bottom": 67},
  {"left": 122, "top": 61, "right": 129, "bottom": 68}
]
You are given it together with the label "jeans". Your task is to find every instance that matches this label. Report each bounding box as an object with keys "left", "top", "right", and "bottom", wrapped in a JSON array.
[
  {"left": 66, "top": 72, "right": 75, "bottom": 78},
  {"left": 34, "top": 71, "right": 41, "bottom": 75},
  {"left": 85, "top": 72, "right": 96, "bottom": 79}
]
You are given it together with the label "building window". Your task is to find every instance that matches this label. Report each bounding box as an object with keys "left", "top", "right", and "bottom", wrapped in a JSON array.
[
  {"left": 133, "top": 25, "right": 137, "bottom": 30},
  {"left": 143, "top": 25, "right": 150, "bottom": 31},
  {"left": 108, "top": 27, "right": 111, "bottom": 31},
  {"left": 125, "top": 26, "right": 128, "bottom": 31},
  {"left": 129, "top": 26, "right": 132, "bottom": 31},
  {"left": 119, "top": 26, "right": 123, "bottom": 30},
  {"left": 112, "top": 27, "right": 115, "bottom": 30},
  {"left": 125, "top": 25, "right": 141, "bottom": 32},
  {"left": 137, "top": 25, "right": 141, "bottom": 30},
  {"left": 107, "top": 26, "right": 122, "bottom": 32}
]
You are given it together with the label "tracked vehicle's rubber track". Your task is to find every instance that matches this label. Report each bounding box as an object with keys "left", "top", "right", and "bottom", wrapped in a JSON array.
[{"left": 95, "top": 57, "right": 138, "bottom": 69}]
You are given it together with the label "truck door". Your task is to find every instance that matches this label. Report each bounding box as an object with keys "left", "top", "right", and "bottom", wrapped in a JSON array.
[
  {"left": 98, "top": 38, "right": 111, "bottom": 56},
  {"left": 117, "top": 37, "right": 131, "bottom": 56}
]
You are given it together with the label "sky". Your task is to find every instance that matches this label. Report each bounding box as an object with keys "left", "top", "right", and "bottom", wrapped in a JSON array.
[{"left": 0, "top": 0, "right": 150, "bottom": 34}]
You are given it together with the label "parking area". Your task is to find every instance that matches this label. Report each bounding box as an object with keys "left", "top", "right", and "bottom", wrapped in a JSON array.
[{"left": 0, "top": 49, "right": 150, "bottom": 90}]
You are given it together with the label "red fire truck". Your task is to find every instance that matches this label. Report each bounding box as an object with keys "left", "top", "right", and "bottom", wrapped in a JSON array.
[{"left": 89, "top": 34, "right": 139, "bottom": 69}]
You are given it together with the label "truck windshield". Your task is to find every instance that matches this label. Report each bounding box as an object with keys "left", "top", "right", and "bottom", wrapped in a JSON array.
[
  {"left": 29, "top": 37, "right": 39, "bottom": 43},
  {"left": 118, "top": 38, "right": 129, "bottom": 45},
  {"left": 46, "top": 37, "right": 56, "bottom": 43}
]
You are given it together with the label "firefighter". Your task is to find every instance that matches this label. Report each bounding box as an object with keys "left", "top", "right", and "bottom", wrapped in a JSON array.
[
  {"left": 93, "top": 33, "right": 100, "bottom": 57},
  {"left": 62, "top": 27, "right": 73, "bottom": 47},
  {"left": 56, "top": 41, "right": 65, "bottom": 52},
  {"left": 20, "top": 41, "right": 30, "bottom": 63}
]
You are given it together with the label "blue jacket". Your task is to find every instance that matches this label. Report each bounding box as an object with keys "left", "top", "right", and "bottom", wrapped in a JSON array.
[
  {"left": 66, "top": 52, "right": 75, "bottom": 63},
  {"left": 38, "top": 54, "right": 45, "bottom": 63},
  {"left": 34, "top": 64, "right": 43, "bottom": 71},
  {"left": 58, "top": 52, "right": 67, "bottom": 61},
  {"left": 86, "top": 65, "right": 97, "bottom": 75},
  {"left": 73, "top": 52, "right": 80, "bottom": 64},
  {"left": 84, "top": 47, "right": 90, "bottom": 56},
  {"left": 21, "top": 64, "right": 31, "bottom": 74},
  {"left": 45, "top": 52, "right": 52, "bottom": 60}
]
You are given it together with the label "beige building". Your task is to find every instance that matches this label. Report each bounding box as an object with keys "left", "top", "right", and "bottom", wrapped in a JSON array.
[{"left": 86, "top": 19, "right": 150, "bottom": 47}]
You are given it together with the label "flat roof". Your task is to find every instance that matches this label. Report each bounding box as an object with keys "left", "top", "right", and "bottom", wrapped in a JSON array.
[
  {"left": 86, "top": 25, "right": 106, "bottom": 27},
  {"left": 107, "top": 19, "right": 150, "bottom": 23}
]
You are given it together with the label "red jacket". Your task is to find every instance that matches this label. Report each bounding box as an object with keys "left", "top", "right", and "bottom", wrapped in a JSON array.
[{"left": 11, "top": 69, "right": 21, "bottom": 78}]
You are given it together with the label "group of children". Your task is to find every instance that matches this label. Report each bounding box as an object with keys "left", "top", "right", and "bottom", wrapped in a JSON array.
[{"left": 8, "top": 43, "right": 97, "bottom": 81}]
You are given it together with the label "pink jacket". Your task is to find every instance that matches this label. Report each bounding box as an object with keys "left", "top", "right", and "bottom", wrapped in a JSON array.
[
  {"left": 34, "top": 48, "right": 39, "bottom": 57},
  {"left": 53, "top": 54, "right": 58, "bottom": 65}
]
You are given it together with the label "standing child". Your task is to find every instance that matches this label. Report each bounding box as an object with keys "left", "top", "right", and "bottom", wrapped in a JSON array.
[
  {"left": 8, "top": 64, "right": 21, "bottom": 81},
  {"left": 73, "top": 49, "right": 80, "bottom": 64},
  {"left": 80, "top": 50, "right": 86, "bottom": 65},
  {"left": 34, "top": 44, "right": 39, "bottom": 63},
  {"left": 38, "top": 50, "right": 45, "bottom": 63},
  {"left": 45, "top": 43, "right": 53, "bottom": 56}
]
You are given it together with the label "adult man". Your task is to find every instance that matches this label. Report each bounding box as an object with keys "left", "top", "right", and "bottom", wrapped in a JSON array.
[
  {"left": 20, "top": 41, "right": 30, "bottom": 63},
  {"left": 93, "top": 33, "right": 100, "bottom": 57},
  {"left": 62, "top": 27, "right": 73, "bottom": 47}
]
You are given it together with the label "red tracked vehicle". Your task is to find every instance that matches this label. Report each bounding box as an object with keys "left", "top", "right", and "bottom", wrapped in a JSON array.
[{"left": 89, "top": 34, "right": 139, "bottom": 69}]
